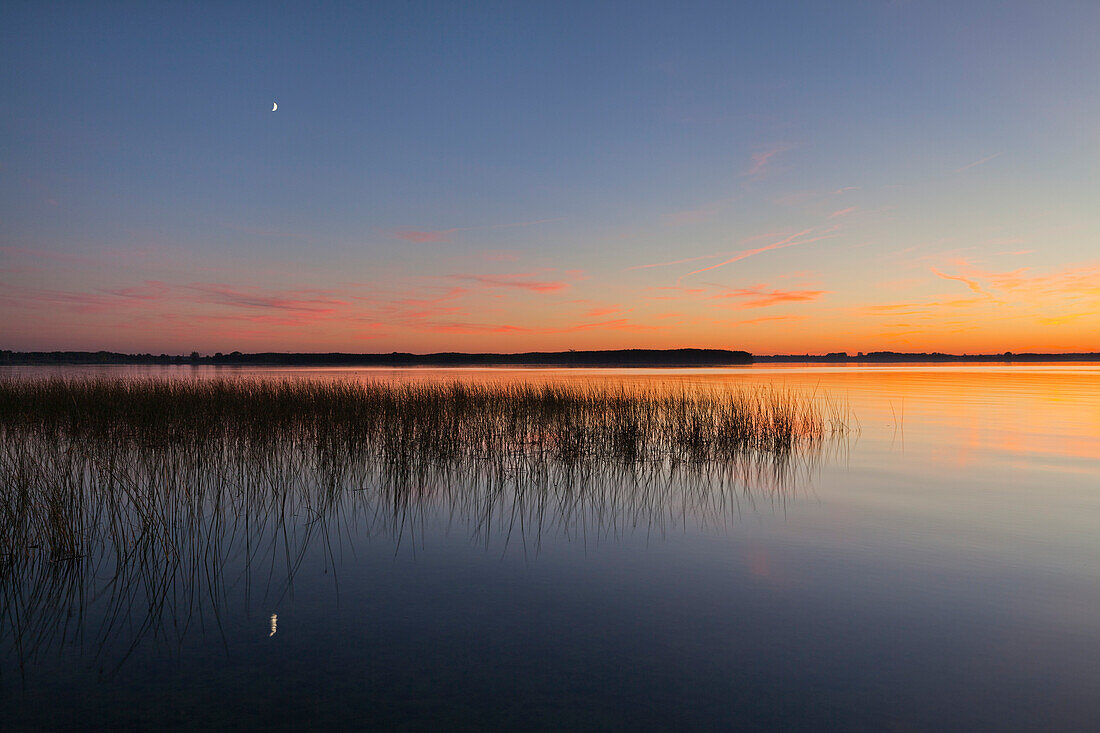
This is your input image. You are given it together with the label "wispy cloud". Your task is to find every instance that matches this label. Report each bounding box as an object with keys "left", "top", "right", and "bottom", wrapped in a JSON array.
[
  {"left": 629, "top": 253, "right": 724, "bottom": 271},
  {"left": 184, "top": 283, "right": 348, "bottom": 312},
  {"left": 453, "top": 273, "right": 569, "bottom": 293},
  {"left": 628, "top": 231, "right": 790, "bottom": 272},
  {"left": 829, "top": 206, "right": 857, "bottom": 219},
  {"left": 414, "top": 317, "right": 655, "bottom": 335},
  {"left": 744, "top": 144, "right": 791, "bottom": 177},
  {"left": 930, "top": 268, "right": 991, "bottom": 296},
  {"left": 865, "top": 259, "right": 1100, "bottom": 326},
  {"left": 391, "top": 286, "right": 470, "bottom": 307},
  {"left": 711, "top": 286, "right": 829, "bottom": 309},
  {"left": 101, "top": 281, "right": 172, "bottom": 300},
  {"left": 0, "top": 280, "right": 352, "bottom": 321},
  {"left": 0, "top": 285, "right": 124, "bottom": 314},
  {"left": 683, "top": 227, "right": 839, "bottom": 278},
  {"left": 950, "top": 260, "right": 1100, "bottom": 300},
  {"left": 954, "top": 151, "right": 1004, "bottom": 173},
  {"left": 860, "top": 297, "right": 989, "bottom": 316},
  {"left": 664, "top": 206, "right": 719, "bottom": 225}
]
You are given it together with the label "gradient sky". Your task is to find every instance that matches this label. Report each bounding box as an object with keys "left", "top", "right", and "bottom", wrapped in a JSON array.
[{"left": 2, "top": 1, "right": 1099, "bottom": 354}]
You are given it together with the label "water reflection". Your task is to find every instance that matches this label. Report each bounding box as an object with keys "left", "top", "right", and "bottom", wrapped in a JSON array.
[
  {"left": 2, "top": 367, "right": 1098, "bottom": 729},
  {"left": 0, "top": 416, "right": 842, "bottom": 681}
]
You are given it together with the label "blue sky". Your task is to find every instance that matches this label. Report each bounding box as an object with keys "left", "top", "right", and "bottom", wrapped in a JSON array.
[{"left": 2, "top": 1, "right": 1099, "bottom": 352}]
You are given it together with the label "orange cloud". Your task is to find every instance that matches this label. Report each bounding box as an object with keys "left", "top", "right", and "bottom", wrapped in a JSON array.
[
  {"left": 712, "top": 287, "right": 829, "bottom": 309},
  {"left": 455, "top": 273, "right": 569, "bottom": 293},
  {"left": 415, "top": 317, "right": 655, "bottom": 335},
  {"left": 931, "top": 268, "right": 993, "bottom": 296},
  {"left": 933, "top": 259, "right": 1100, "bottom": 302}
]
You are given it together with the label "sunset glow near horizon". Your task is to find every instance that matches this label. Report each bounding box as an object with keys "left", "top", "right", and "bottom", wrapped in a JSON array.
[{"left": 2, "top": 2, "right": 1099, "bottom": 355}]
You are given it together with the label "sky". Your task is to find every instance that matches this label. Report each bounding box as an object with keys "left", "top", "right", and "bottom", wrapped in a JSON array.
[{"left": 2, "top": 1, "right": 1099, "bottom": 355}]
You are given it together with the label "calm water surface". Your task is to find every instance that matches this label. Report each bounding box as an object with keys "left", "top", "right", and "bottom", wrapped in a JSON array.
[{"left": 3, "top": 364, "right": 1099, "bottom": 730}]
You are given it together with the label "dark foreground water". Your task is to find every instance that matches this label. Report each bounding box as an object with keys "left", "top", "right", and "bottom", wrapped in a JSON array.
[{"left": 2, "top": 365, "right": 1099, "bottom": 731}]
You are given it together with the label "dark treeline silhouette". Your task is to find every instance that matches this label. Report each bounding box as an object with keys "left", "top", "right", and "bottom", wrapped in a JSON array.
[
  {"left": 756, "top": 351, "right": 1100, "bottom": 363},
  {"left": 3, "top": 348, "right": 1098, "bottom": 367},
  {"left": 0, "top": 348, "right": 753, "bottom": 367}
]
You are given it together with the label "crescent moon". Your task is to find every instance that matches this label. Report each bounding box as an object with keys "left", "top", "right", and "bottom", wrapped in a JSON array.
[{"left": 272, "top": 101, "right": 278, "bottom": 111}]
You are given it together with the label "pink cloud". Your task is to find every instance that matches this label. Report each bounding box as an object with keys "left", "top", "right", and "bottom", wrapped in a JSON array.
[
  {"left": 0, "top": 286, "right": 123, "bottom": 314},
  {"left": 745, "top": 144, "right": 791, "bottom": 177},
  {"left": 393, "top": 286, "right": 469, "bottom": 307},
  {"left": 829, "top": 206, "right": 857, "bottom": 219},
  {"left": 101, "top": 281, "right": 172, "bottom": 300},
  {"left": 712, "top": 286, "right": 829, "bottom": 309},
  {"left": 743, "top": 145, "right": 787, "bottom": 176},
  {"left": 414, "top": 317, "right": 655, "bottom": 335}
]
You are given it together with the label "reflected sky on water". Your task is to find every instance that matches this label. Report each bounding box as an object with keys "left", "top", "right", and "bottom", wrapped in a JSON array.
[{"left": 2, "top": 364, "right": 1099, "bottom": 731}]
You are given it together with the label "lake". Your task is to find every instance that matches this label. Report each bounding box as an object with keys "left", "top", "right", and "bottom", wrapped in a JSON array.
[{"left": 2, "top": 364, "right": 1099, "bottom": 731}]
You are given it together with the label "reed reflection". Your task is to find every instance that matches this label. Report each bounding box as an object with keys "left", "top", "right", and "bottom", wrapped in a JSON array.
[{"left": 0, "top": 378, "right": 848, "bottom": 680}]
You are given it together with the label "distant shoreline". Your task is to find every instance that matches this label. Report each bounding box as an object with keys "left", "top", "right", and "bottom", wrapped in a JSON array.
[
  {"left": 1, "top": 348, "right": 752, "bottom": 368},
  {"left": 3, "top": 348, "right": 1099, "bottom": 367},
  {"left": 755, "top": 352, "right": 1100, "bottom": 363}
]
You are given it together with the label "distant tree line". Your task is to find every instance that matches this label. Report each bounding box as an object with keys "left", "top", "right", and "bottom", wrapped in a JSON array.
[
  {"left": 0, "top": 348, "right": 754, "bottom": 367},
  {"left": 3, "top": 349, "right": 1097, "bottom": 367},
  {"left": 755, "top": 351, "right": 1100, "bottom": 363},
  {"left": 0, "top": 350, "right": 196, "bottom": 365}
]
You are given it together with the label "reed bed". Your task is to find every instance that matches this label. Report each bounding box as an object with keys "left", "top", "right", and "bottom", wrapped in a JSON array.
[
  {"left": 0, "top": 376, "right": 849, "bottom": 561},
  {"left": 0, "top": 376, "right": 848, "bottom": 673},
  {"left": 0, "top": 376, "right": 842, "bottom": 460}
]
